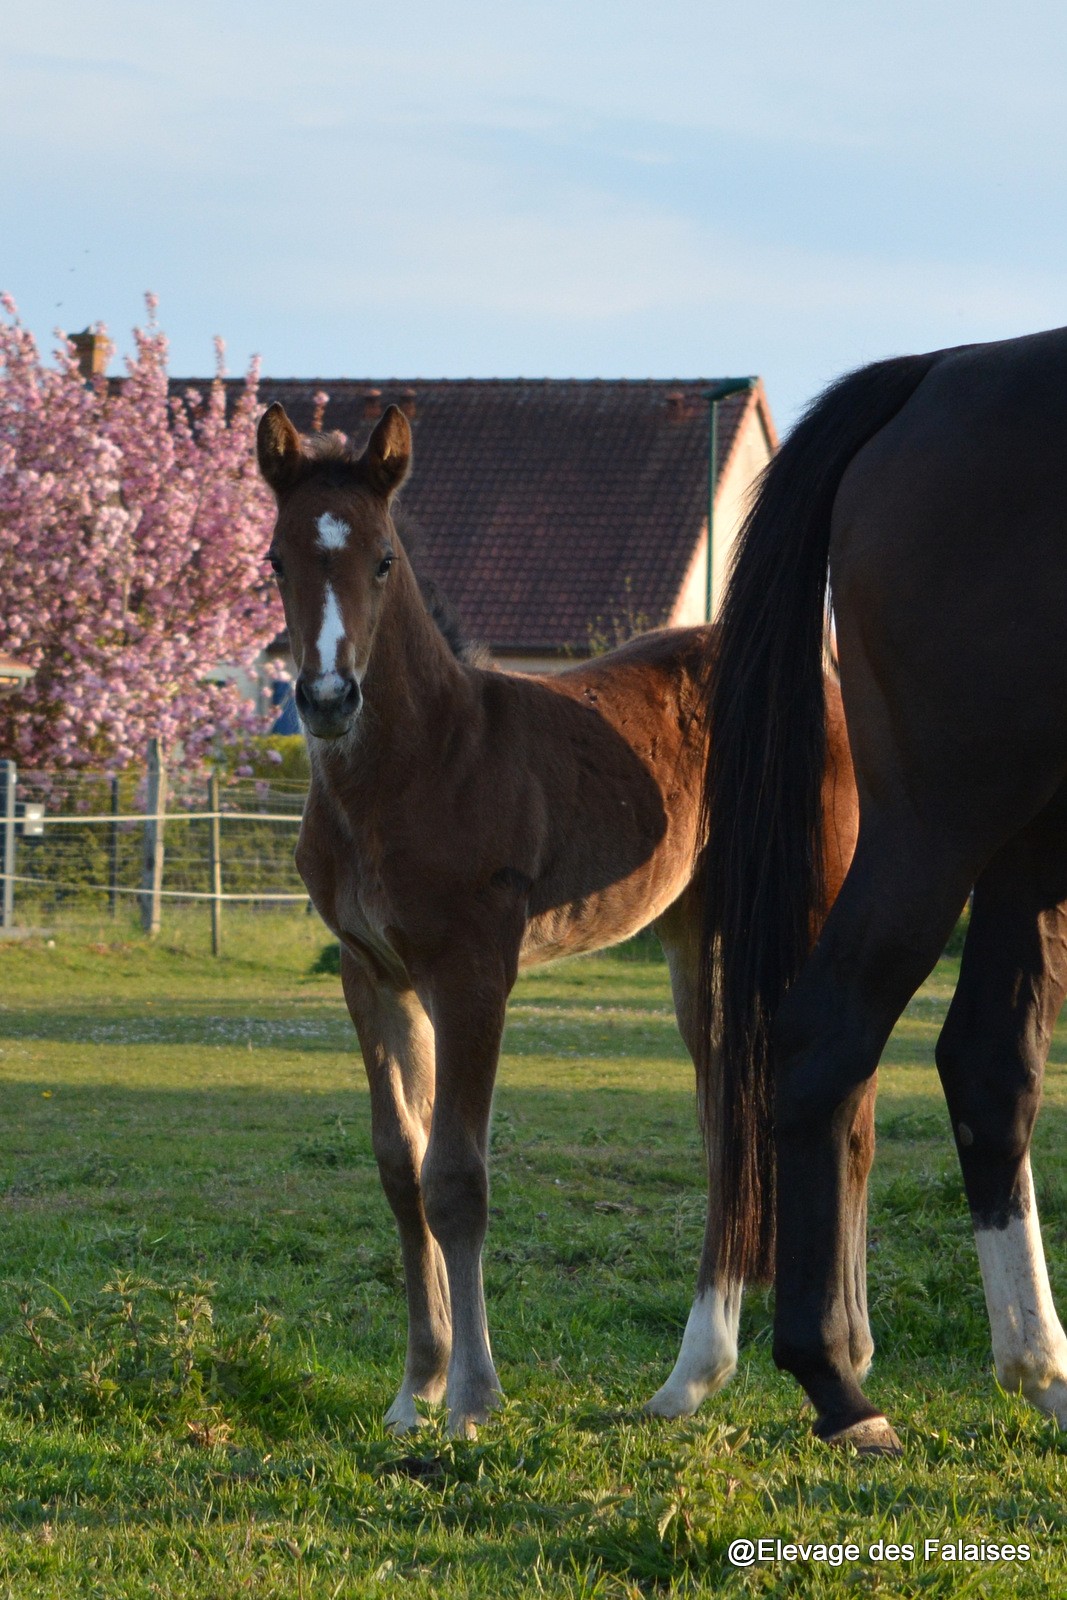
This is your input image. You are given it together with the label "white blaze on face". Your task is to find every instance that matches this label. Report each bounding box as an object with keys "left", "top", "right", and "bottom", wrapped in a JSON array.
[
  {"left": 316, "top": 512, "right": 350, "bottom": 551},
  {"left": 313, "top": 584, "right": 349, "bottom": 697},
  {"left": 310, "top": 515, "right": 355, "bottom": 697}
]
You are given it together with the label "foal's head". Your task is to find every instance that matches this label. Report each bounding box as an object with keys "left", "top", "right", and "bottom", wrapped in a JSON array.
[{"left": 257, "top": 402, "right": 411, "bottom": 740}]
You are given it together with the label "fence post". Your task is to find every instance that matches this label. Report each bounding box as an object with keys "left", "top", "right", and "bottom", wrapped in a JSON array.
[
  {"left": 209, "top": 769, "right": 222, "bottom": 956},
  {"left": 108, "top": 775, "right": 120, "bottom": 918},
  {"left": 0, "top": 760, "right": 15, "bottom": 930},
  {"left": 140, "top": 740, "right": 167, "bottom": 938}
]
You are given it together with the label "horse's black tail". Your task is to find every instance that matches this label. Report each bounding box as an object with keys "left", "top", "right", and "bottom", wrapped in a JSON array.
[{"left": 700, "top": 351, "right": 941, "bottom": 1285}]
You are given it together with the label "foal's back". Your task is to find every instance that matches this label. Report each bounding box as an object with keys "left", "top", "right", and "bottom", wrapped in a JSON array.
[
  {"left": 495, "top": 625, "right": 857, "bottom": 967},
  {"left": 505, "top": 625, "right": 711, "bottom": 963}
]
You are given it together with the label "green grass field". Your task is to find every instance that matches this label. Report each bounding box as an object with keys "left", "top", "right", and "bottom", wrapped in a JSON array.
[{"left": 0, "top": 912, "right": 1064, "bottom": 1596}]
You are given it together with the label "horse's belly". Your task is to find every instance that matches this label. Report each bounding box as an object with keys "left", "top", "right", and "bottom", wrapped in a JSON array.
[{"left": 518, "top": 861, "right": 691, "bottom": 969}]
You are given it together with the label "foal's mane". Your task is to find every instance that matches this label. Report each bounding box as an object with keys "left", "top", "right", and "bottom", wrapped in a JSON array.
[
  {"left": 398, "top": 511, "right": 490, "bottom": 668},
  {"left": 297, "top": 432, "right": 488, "bottom": 669}
]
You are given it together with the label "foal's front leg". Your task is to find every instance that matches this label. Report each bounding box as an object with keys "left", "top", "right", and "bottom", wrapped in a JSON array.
[
  {"left": 340, "top": 950, "right": 451, "bottom": 1432},
  {"left": 418, "top": 955, "right": 511, "bottom": 1438}
]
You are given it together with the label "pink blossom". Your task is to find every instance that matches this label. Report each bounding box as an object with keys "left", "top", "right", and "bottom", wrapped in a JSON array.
[{"left": 0, "top": 294, "right": 280, "bottom": 772}]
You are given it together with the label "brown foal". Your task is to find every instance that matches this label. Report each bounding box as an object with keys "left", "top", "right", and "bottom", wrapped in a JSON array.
[{"left": 256, "top": 400, "right": 864, "bottom": 1436}]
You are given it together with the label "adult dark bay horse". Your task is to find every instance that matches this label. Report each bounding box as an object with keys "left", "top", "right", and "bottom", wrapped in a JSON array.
[
  {"left": 705, "top": 327, "right": 1067, "bottom": 1455},
  {"left": 256, "top": 400, "right": 864, "bottom": 1437}
]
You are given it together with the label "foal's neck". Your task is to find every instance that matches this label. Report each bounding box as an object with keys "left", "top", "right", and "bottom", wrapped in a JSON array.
[{"left": 310, "top": 551, "right": 473, "bottom": 794}]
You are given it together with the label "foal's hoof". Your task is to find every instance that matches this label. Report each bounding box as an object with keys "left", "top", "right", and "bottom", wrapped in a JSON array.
[
  {"left": 447, "top": 1388, "right": 503, "bottom": 1440},
  {"left": 449, "top": 1415, "right": 481, "bottom": 1441},
  {"left": 384, "top": 1396, "right": 425, "bottom": 1435},
  {"left": 1016, "top": 1372, "right": 1067, "bottom": 1429},
  {"left": 822, "top": 1415, "right": 903, "bottom": 1457}
]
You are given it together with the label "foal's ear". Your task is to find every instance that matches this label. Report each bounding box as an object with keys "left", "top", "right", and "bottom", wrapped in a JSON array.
[
  {"left": 257, "top": 402, "right": 304, "bottom": 492},
  {"left": 361, "top": 405, "right": 412, "bottom": 499}
]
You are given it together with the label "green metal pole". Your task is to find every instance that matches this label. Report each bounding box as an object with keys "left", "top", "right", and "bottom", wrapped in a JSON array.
[
  {"left": 703, "top": 378, "right": 756, "bottom": 622},
  {"left": 1, "top": 760, "right": 15, "bottom": 931},
  {"left": 705, "top": 400, "right": 719, "bottom": 624}
]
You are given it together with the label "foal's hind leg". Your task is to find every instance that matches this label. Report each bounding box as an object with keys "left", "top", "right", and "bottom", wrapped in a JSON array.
[
  {"left": 935, "top": 819, "right": 1067, "bottom": 1425},
  {"left": 646, "top": 891, "right": 877, "bottom": 1416},
  {"left": 645, "top": 893, "right": 741, "bottom": 1415},
  {"left": 340, "top": 950, "right": 451, "bottom": 1432},
  {"left": 845, "top": 1080, "right": 877, "bottom": 1382}
]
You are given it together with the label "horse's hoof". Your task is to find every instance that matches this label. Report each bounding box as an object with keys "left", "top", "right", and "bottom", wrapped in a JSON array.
[
  {"left": 644, "top": 1380, "right": 709, "bottom": 1419},
  {"left": 644, "top": 1390, "right": 699, "bottom": 1420},
  {"left": 822, "top": 1415, "right": 903, "bottom": 1456},
  {"left": 644, "top": 1360, "right": 735, "bottom": 1420}
]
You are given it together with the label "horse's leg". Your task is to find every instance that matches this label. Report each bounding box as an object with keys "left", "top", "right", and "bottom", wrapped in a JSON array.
[
  {"left": 418, "top": 951, "right": 511, "bottom": 1438},
  {"left": 935, "top": 819, "right": 1067, "bottom": 1424},
  {"left": 646, "top": 889, "right": 741, "bottom": 1416},
  {"left": 340, "top": 949, "right": 451, "bottom": 1432},
  {"left": 646, "top": 890, "right": 877, "bottom": 1417},
  {"left": 772, "top": 821, "right": 971, "bottom": 1452}
]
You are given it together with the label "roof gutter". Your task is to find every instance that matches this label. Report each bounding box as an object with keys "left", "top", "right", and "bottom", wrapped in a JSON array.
[{"left": 703, "top": 378, "right": 756, "bottom": 622}]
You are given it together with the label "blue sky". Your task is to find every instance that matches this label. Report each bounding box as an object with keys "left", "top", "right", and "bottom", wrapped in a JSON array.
[{"left": 5, "top": 1, "right": 1067, "bottom": 426}]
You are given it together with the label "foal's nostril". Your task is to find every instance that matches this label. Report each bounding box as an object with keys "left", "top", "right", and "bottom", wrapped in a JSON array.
[
  {"left": 294, "top": 677, "right": 312, "bottom": 719},
  {"left": 295, "top": 673, "right": 362, "bottom": 726}
]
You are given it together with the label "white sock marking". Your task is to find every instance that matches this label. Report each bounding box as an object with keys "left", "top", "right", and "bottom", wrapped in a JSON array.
[
  {"left": 316, "top": 512, "right": 350, "bottom": 550},
  {"left": 645, "top": 1284, "right": 741, "bottom": 1417},
  {"left": 974, "top": 1158, "right": 1067, "bottom": 1424}
]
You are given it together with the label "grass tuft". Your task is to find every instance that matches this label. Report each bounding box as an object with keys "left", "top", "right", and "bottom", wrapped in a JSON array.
[{"left": 1, "top": 1275, "right": 351, "bottom": 1436}]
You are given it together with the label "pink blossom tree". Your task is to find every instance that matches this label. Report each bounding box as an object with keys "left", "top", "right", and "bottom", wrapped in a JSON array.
[{"left": 0, "top": 294, "right": 281, "bottom": 773}]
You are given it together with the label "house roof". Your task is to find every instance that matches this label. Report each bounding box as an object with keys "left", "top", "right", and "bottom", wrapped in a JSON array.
[{"left": 176, "top": 377, "right": 775, "bottom": 655}]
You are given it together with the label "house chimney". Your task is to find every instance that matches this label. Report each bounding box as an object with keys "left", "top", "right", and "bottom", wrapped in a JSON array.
[
  {"left": 362, "top": 388, "right": 383, "bottom": 421},
  {"left": 70, "top": 327, "right": 110, "bottom": 381},
  {"left": 399, "top": 387, "right": 417, "bottom": 419},
  {"left": 665, "top": 389, "right": 688, "bottom": 421}
]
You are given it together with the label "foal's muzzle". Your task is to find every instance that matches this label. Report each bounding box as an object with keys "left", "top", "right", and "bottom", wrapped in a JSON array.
[{"left": 295, "top": 673, "right": 363, "bottom": 739}]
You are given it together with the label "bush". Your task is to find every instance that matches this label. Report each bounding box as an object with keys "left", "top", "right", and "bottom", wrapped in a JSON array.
[
  {"left": 1, "top": 1275, "right": 342, "bottom": 1434},
  {"left": 311, "top": 942, "right": 341, "bottom": 976}
]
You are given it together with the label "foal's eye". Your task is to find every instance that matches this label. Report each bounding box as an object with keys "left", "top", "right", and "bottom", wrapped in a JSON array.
[
  {"left": 267, "top": 553, "right": 284, "bottom": 579},
  {"left": 376, "top": 555, "right": 394, "bottom": 580}
]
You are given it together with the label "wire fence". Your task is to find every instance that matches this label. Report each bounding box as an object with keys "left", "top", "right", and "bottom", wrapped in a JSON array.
[{"left": 0, "top": 754, "right": 310, "bottom": 949}]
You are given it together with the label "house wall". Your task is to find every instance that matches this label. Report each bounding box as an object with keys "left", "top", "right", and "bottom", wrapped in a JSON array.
[
  {"left": 669, "top": 401, "right": 774, "bottom": 628},
  {"left": 670, "top": 521, "right": 711, "bottom": 630}
]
